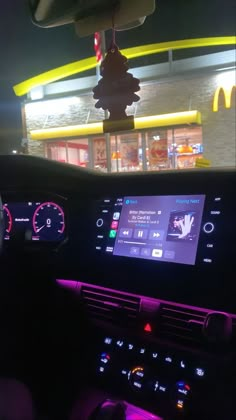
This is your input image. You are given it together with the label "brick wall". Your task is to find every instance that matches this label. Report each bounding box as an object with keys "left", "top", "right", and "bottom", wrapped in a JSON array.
[
  {"left": 28, "top": 139, "right": 45, "bottom": 158},
  {"left": 26, "top": 71, "right": 236, "bottom": 167}
]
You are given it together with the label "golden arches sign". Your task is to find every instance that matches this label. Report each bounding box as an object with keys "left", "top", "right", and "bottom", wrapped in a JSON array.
[
  {"left": 213, "top": 85, "right": 236, "bottom": 112},
  {"left": 13, "top": 36, "right": 236, "bottom": 97}
]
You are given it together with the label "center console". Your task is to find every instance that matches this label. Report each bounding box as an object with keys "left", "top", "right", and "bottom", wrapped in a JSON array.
[
  {"left": 58, "top": 176, "right": 235, "bottom": 419},
  {"left": 96, "top": 333, "right": 208, "bottom": 418},
  {"left": 58, "top": 278, "right": 235, "bottom": 420},
  {"left": 89, "top": 190, "right": 235, "bottom": 314}
]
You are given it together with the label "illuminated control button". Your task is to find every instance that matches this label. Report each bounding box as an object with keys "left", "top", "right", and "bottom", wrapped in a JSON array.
[
  {"left": 152, "top": 352, "right": 158, "bottom": 359},
  {"left": 113, "top": 212, "right": 120, "bottom": 220},
  {"left": 154, "top": 381, "right": 159, "bottom": 391},
  {"left": 177, "top": 386, "right": 190, "bottom": 396},
  {"left": 111, "top": 220, "right": 118, "bottom": 229},
  {"left": 152, "top": 249, "right": 163, "bottom": 258},
  {"left": 104, "top": 337, "right": 112, "bottom": 345},
  {"left": 178, "top": 389, "right": 188, "bottom": 396},
  {"left": 133, "top": 381, "right": 142, "bottom": 389},
  {"left": 136, "top": 370, "right": 144, "bottom": 378},
  {"left": 139, "top": 348, "right": 146, "bottom": 354},
  {"left": 100, "top": 353, "right": 110, "bottom": 363},
  {"left": 180, "top": 360, "right": 186, "bottom": 369},
  {"left": 195, "top": 367, "right": 205, "bottom": 377},
  {"left": 96, "top": 218, "right": 104, "bottom": 228},
  {"left": 144, "top": 322, "right": 152, "bottom": 333},
  {"left": 109, "top": 230, "right": 117, "bottom": 239},
  {"left": 106, "top": 246, "right": 113, "bottom": 253},
  {"left": 121, "top": 369, "right": 128, "bottom": 376},
  {"left": 203, "top": 222, "right": 214, "bottom": 233},
  {"left": 128, "top": 343, "right": 134, "bottom": 351},
  {"left": 203, "top": 258, "right": 212, "bottom": 263},
  {"left": 159, "top": 385, "right": 167, "bottom": 393},
  {"left": 116, "top": 340, "right": 124, "bottom": 348},
  {"left": 164, "top": 356, "right": 173, "bottom": 363},
  {"left": 176, "top": 399, "right": 184, "bottom": 409},
  {"left": 153, "top": 381, "right": 167, "bottom": 393},
  {"left": 119, "top": 228, "right": 132, "bottom": 238},
  {"left": 130, "top": 247, "right": 140, "bottom": 256},
  {"left": 129, "top": 366, "right": 145, "bottom": 391},
  {"left": 141, "top": 248, "right": 151, "bottom": 257},
  {"left": 99, "top": 366, "right": 105, "bottom": 373}
]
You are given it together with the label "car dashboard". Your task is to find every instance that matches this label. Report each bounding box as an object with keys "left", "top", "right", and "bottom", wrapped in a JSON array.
[{"left": 0, "top": 155, "right": 235, "bottom": 420}]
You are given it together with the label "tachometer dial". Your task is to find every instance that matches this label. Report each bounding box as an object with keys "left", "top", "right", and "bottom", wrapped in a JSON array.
[
  {"left": 3, "top": 205, "right": 12, "bottom": 238},
  {"left": 33, "top": 202, "right": 65, "bottom": 241}
]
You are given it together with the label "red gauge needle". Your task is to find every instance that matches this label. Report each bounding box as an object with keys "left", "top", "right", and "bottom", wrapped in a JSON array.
[{"left": 36, "top": 225, "right": 45, "bottom": 233}]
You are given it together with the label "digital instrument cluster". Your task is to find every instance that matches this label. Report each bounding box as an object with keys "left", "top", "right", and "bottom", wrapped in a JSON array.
[{"left": 3, "top": 201, "right": 66, "bottom": 242}]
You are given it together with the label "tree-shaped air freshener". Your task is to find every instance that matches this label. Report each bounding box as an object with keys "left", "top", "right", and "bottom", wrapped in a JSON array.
[{"left": 93, "top": 29, "right": 140, "bottom": 133}]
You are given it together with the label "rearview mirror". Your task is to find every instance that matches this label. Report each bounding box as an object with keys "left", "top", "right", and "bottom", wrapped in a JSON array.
[{"left": 29, "top": 0, "right": 155, "bottom": 35}]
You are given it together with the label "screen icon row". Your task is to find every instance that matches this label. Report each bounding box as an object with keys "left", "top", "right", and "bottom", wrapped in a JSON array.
[
  {"left": 130, "top": 247, "right": 163, "bottom": 258},
  {"left": 129, "top": 247, "right": 175, "bottom": 259}
]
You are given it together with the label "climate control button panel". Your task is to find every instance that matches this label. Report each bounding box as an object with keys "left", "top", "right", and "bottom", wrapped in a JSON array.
[{"left": 96, "top": 335, "right": 209, "bottom": 417}]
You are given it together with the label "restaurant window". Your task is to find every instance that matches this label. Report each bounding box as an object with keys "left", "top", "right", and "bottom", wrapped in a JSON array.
[
  {"left": 110, "top": 132, "right": 142, "bottom": 172},
  {"left": 171, "top": 127, "right": 203, "bottom": 169},
  {"left": 46, "top": 141, "right": 67, "bottom": 163},
  {"left": 146, "top": 126, "right": 203, "bottom": 170},
  {"left": 67, "top": 139, "right": 89, "bottom": 167},
  {"left": 145, "top": 130, "right": 170, "bottom": 171},
  {"left": 93, "top": 137, "right": 107, "bottom": 171},
  {"left": 46, "top": 139, "right": 89, "bottom": 168},
  {"left": 45, "top": 126, "right": 202, "bottom": 172}
]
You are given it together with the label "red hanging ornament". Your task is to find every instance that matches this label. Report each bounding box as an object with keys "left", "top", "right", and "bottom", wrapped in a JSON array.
[
  {"left": 94, "top": 32, "right": 103, "bottom": 63},
  {"left": 93, "top": 27, "right": 140, "bottom": 132}
]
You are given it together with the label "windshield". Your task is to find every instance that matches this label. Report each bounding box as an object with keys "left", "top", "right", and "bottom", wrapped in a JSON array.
[{"left": 0, "top": 0, "right": 235, "bottom": 172}]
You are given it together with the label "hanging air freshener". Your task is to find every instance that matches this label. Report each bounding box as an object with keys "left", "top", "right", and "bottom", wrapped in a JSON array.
[{"left": 93, "top": 26, "right": 140, "bottom": 133}]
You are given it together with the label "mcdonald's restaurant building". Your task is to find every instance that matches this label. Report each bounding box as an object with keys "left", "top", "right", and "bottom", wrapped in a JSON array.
[{"left": 18, "top": 39, "right": 236, "bottom": 172}]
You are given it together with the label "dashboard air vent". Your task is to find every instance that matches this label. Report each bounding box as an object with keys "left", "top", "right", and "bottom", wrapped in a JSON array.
[
  {"left": 81, "top": 285, "right": 140, "bottom": 327},
  {"left": 159, "top": 303, "right": 207, "bottom": 345}
]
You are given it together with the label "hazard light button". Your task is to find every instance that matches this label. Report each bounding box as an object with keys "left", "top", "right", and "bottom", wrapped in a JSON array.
[{"left": 144, "top": 322, "right": 153, "bottom": 333}]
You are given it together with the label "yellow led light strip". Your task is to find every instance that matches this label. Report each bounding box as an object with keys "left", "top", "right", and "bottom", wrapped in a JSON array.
[
  {"left": 134, "top": 110, "right": 202, "bottom": 129},
  {"left": 30, "top": 110, "right": 201, "bottom": 140},
  {"left": 13, "top": 36, "right": 236, "bottom": 97},
  {"left": 30, "top": 122, "right": 103, "bottom": 140}
]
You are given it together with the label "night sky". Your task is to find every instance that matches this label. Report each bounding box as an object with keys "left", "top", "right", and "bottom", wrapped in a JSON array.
[{"left": 0, "top": 0, "right": 235, "bottom": 153}]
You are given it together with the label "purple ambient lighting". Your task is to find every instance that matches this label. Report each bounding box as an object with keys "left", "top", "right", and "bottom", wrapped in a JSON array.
[{"left": 56, "top": 279, "right": 213, "bottom": 314}]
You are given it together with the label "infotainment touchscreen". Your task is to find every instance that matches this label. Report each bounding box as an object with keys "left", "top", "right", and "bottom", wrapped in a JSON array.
[{"left": 96, "top": 195, "right": 206, "bottom": 266}]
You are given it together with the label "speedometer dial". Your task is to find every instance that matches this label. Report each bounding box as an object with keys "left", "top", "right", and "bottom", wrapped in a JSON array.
[
  {"left": 33, "top": 202, "right": 65, "bottom": 241},
  {"left": 3, "top": 205, "right": 12, "bottom": 238}
]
